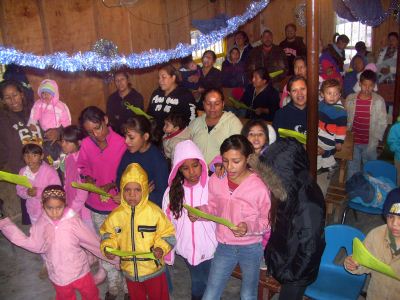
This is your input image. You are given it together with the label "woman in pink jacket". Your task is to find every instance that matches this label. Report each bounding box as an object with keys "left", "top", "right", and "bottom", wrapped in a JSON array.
[
  {"left": 162, "top": 140, "right": 217, "bottom": 300},
  {"left": 197, "top": 135, "right": 271, "bottom": 300},
  {"left": 16, "top": 143, "right": 61, "bottom": 224},
  {"left": 0, "top": 185, "right": 117, "bottom": 300}
]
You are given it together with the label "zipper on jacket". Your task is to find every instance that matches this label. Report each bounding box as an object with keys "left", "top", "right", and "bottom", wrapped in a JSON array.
[{"left": 131, "top": 207, "right": 139, "bottom": 281}]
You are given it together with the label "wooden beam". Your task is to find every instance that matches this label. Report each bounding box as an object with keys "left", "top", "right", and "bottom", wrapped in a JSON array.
[
  {"left": 393, "top": 21, "right": 400, "bottom": 121},
  {"left": 306, "top": 0, "right": 319, "bottom": 178}
]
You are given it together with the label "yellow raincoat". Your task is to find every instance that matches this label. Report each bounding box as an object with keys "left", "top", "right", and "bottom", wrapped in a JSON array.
[{"left": 100, "top": 163, "right": 175, "bottom": 282}]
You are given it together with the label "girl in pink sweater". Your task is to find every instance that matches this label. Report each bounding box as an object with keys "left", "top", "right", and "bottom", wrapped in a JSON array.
[
  {"left": 16, "top": 143, "right": 61, "bottom": 224},
  {"left": 195, "top": 135, "right": 271, "bottom": 300},
  {"left": 0, "top": 185, "right": 118, "bottom": 300}
]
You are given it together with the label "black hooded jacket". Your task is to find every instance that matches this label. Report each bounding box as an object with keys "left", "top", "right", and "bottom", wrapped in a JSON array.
[{"left": 250, "top": 138, "right": 326, "bottom": 286}]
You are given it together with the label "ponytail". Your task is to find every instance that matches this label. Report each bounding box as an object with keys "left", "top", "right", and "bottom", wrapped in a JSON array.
[{"left": 169, "top": 171, "right": 185, "bottom": 219}]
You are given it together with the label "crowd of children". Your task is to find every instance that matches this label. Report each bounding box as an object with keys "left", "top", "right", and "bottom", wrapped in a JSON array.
[{"left": 0, "top": 26, "right": 398, "bottom": 300}]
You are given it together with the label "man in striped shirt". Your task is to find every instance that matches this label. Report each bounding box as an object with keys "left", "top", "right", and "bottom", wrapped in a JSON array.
[{"left": 345, "top": 70, "right": 387, "bottom": 180}]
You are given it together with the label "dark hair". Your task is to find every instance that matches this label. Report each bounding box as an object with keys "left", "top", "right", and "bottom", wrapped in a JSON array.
[
  {"left": 293, "top": 56, "right": 307, "bottom": 66},
  {"left": 169, "top": 171, "right": 185, "bottom": 219},
  {"left": 0, "top": 80, "right": 24, "bottom": 99},
  {"left": 202, "top": 50, "right": 217, "bottom": 62},
  {"left": 204, "top": 88, "right": 225, "bottom": 102},
  {"left": 253, "top": 67, "right": 270, "bottom": 82},
  {"left": 159, "top": 64, "right": 181, "bottom": 83},
  {"left": 241, "top": 119, "right": 269, "bottom": 144},
  {"left": 285, "top": 23, "right": 297, "bottom": 31},
  {"left": 114, "top": 70, "right": 129, "bottom": 80},
  {"left": 234, "top": 30, "right": 250, "bottom": 45},
  {"left": 180, "top": 55, "right": 194, "bottom": 67},
  {"left": 220, "top": 134, "right": 254, "bottom": 158},
  {"left": 287, "top": 75, "right": 307, "bottom": 92},
  {"left": 262, "top": 29, "right": 273, "bottom": 36},
  {"left": 42, "top": 185, "right": 66, "bottom": 204},
  {"left": 360, "top": 69, "right": 377, "bottom": 84},
  {"left": 355, "top": 41, "right": 366, "bottom": 52},
  {"left": 229, "top": 47, "right": 240, "bottom": 56},
  {"left": 79, "top": 106, "right": 106, "bottom": 128},
  {"left": 388, "top": 32, "right": 399, "bottom": 40},
  {"left": 22, "top": 143, "right": 43, "bottom": 156},
  {"left": 61, "top": 125, "right": 84, "bottom": 148},
  {"left": 320, "top": 78, "right": 341, "bottom": 93},
  {"left": 164, "top": 113, "right": 188, "bottom": 130},
  {"left": 334, "top": 33, "right": 350, "bottom": 44},
  {"left": 122, "top": 115, "right": 158, "bottom": 145}
]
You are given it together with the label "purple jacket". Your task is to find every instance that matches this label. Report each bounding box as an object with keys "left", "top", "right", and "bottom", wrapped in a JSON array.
[
  {"left": 77, "top": 127, "right": 126, "bottom": 213},
  {"left": 16, "top": 162, "right": 61, "bottom": 223},
  {"left": 162, "top": 140, "right": 217, "bottom": 266},
  {"left": 0, "top": 208, "right": 117, "bottom": 286}
]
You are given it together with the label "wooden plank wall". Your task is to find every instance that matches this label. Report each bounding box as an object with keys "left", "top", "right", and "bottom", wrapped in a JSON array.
[{"left": 0, "top": 0, "right": 397, "bottom": 122}]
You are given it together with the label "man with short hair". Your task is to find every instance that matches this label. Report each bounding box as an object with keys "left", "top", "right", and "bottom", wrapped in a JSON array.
[{"left": 279, "top": 23, "right": 306, "bottom": 75}]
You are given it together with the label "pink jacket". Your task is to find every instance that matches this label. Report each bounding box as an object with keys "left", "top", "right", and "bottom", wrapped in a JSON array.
[
  {"left": 77, "top": 127, "right": 126, "bottom": 213},
  {"left": 162, "top": 140, "right": 217, "bottom": 266},
  {"left": 0, "top": 209, "right": 117, "bottom": 286},
  {"left": 28, "top": 79, "right": 71, "bottom": 131},
  {"left": 64, "top": 152, "right": 92, "bottom": 223},
  {"left": 16, "top": 162, "right": 61, "bottom": 223},
  {"left": 203, "top": 172, "right": 271, "bottom": 245}
]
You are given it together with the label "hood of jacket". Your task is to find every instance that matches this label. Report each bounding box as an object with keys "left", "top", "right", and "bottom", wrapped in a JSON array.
[
  {"left": 38, "top": 79, "right": 60, "bottom": 105},
  {"left": 168, "top": 140, "right": 208, "bottom": 187},
  {"left": 120, "top": 163, "right": 149, "bottom": 210},
  {"left": 249, "top": 138, "right": 311, "bottom": 203}
]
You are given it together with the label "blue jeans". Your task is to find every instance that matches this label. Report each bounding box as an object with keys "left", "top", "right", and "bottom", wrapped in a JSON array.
[
  {"left": 202, "top": 242, "right": 263, "bottom": 300},
  {"left": 185, "top": 258, "right": 212, "bottom": 298},
  {"left": 347, "top": 144, "right": 377, "bottom": 180}
]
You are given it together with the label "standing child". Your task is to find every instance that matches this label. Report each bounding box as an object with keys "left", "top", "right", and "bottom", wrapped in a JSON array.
[
  {"left": 16, "top": 142, "right": 61, "bottom": 224},
  {"left": 60, "top": 125, "right": 93, "bottom": 230},
  {"left": 345, "top": 70, "right": 387, "bottom": 180},
  {"left": 317, "top": 79, "right": 347, "bottom": 175},
  {"left": 344, "top": 187, "right": 400, "bottom": 299},
  {"left": 194, "top": 135, "right": 271, "bottom": 299},
  {"left": 101, "top": 163, "right": 176, "bottom": 300},
  {"left": 117, "top": 115, "right": 169, "bottom": 208},
  {"left": 388, "top": 118, "right": 400, "bottom": 185},
  {"left": 162, "top": 140, "right": 217, "bottom": 300},
  {"left": 0, "top": 185, "right": 118, "bottom": 300},
  {"left": 162, "top": 113, "right": 191, "bottom": 160},
  {"left": 28, "top": 79, "right": 71, "bottom": 161}
]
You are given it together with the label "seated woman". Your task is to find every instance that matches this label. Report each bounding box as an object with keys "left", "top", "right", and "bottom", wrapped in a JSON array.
[
  {"left": 241, "top": 68, "right": 279, "bottom": 122},
  {"left": 233, "top": 30, "right": 253, "bottom": 63},
  {"left": 221, "top": 47, "right": 247, "bottom": 88},
  {"left": 148, "top": 64, "right": 196, "bottom": 135},
  {"left": 377, "top": 32, "right": 398, "bottom": 83},
  {"left": 319, "top": 33, "right": 349, "bottom": 82}
]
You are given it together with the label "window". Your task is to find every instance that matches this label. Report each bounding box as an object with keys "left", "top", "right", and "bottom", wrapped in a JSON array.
[
  {"left": 335, "top": 15, "right": 372, "bottom": 65},
  {"left": 190, "top": 29, "right": 227, "bottom": 69}
]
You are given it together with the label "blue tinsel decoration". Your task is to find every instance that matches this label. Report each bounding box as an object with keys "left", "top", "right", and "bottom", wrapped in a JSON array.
[{"left": 0, "top": 1, "right": 270, "bottom": 72}]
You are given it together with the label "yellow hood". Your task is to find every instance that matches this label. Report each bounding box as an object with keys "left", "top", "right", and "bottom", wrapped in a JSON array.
[{"left": 120, "top": 163, "right": 149, "bottom": 209}]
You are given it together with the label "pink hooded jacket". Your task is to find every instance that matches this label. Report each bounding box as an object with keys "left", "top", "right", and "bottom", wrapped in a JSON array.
[
  {"left": 0, "top": 208, "right": 117, "bottom": 286},
  {"left": 28, "top": 79, "right": 71, "bottom": 131},
  {"left": 16, "top": 162, "right": 61, "bottom": 223},
  {"left": 64, "top": 152, "right": 92, "bottom": 225},
  {"left": 77, "top": 127, "right": 126, "bottom": 213},
  {"left": 162, "top": 140, "right": 217, "bottom": 266},
  {"left": 203, "top": 172, "right": 271, "bottom": 245}
]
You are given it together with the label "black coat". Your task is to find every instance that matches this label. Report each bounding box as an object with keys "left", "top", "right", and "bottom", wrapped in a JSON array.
[{"left": 250, "top": 138, "right": 326, "bottom": 287}]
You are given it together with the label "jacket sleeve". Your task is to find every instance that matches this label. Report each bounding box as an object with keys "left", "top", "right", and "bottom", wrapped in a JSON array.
[
  {"left": 76, "top": 218, "right": 118, "bottom": 265},
  {"left": 27, "top": 102, "right": 40, "bottom": 126},
  {"left": 16, "top": 168, "right": 29, "bottom": 199},
  {"left": 99, "top": 215, "right": 119, "bottom": 256},
  {"left": 374, "top": 95, "right": 388, "bottom": 141},
  {"left": 153, "top": 209, "right": 176, "bottom": 257},
  {"left": 282, "top": 191, "right": 325, "bottom": 282},
  {"left": 245, "top": 187, "right": 271, "bottom": 235},
  {"left": 70, "top": 180, "right": 89, "bottom": 214},
  {"left": 76, "top": 142, "right": 93, "bottom": 179},
  {"left": 388, "top": 124, "right": 400, "bottom": 155},
  {"left": 0, "top": 218, "right": 45, "bottom": 253},
  {"left": 59, "top": 102, "right": 72, "bottom": 128}
]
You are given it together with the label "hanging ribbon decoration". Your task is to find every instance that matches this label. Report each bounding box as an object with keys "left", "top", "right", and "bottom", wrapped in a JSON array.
[{"left": 0, "top": 1, "right": 270, "bottom": 72}]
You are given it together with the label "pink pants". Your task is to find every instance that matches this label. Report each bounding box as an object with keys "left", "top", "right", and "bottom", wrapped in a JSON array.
[
  {"left": 126, "top": 272, "right": 170, "bottom": 300},
  {"left": 53, "top": 272, "right": 99, "bottom": 300}
]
